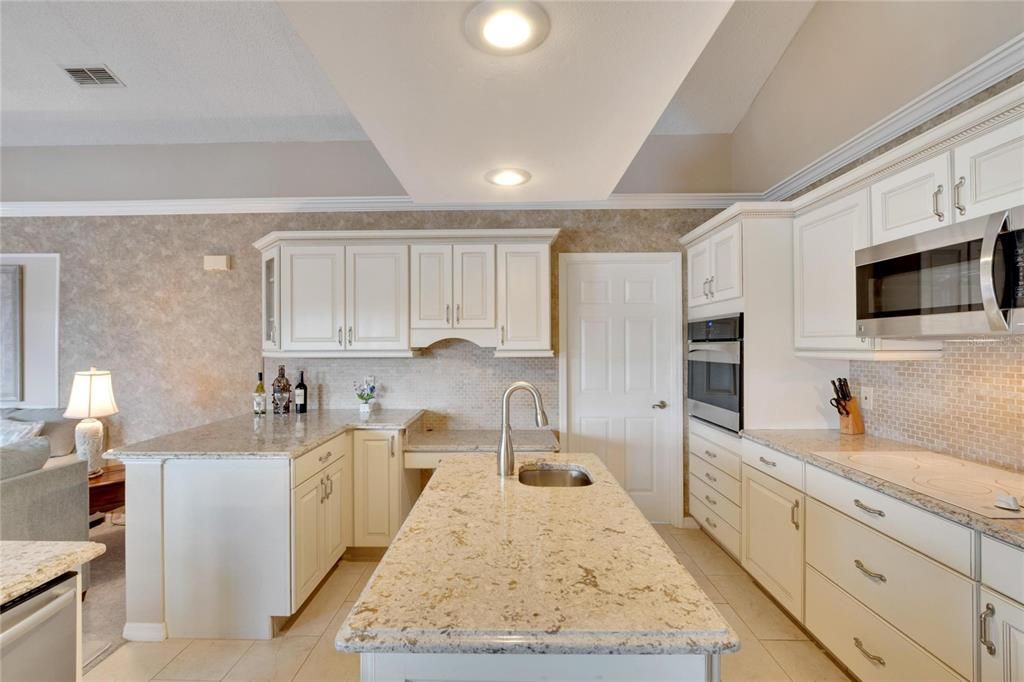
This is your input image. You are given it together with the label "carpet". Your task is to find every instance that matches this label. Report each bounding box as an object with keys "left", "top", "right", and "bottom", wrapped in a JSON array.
[{"left": 82, "top": 518, "right": 126, "bottom": 672}]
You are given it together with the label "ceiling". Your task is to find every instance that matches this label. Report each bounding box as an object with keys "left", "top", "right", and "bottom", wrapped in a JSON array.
[{"left": 0, "top": 1, "right": 816, "bottom": 202}]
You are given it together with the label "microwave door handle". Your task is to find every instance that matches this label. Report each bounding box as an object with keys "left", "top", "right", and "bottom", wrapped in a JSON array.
[{"left": 979, "top": 212, "right": 1010, "bottom": 333}]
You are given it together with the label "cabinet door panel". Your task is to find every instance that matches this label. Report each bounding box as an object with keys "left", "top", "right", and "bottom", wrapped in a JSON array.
[
  {"left": 981, "top": 587, "right": 1024, "bottom": 682},
  {"left": 686, "top": 240, "right": 711, "bottom": 308},
  {"left": 292, "top": 474, "right": 323, "bottom": 608},
  {"left": 742, "top": 464, "right": 804, "bottom": 620},
  {"left": 281, "top": 245, "right": 345, "bottom": 351},
  {"left": 411, "top": 245, "right": 452, "bottom": 329},
  {"left": 354, "top": 431, "right": 395, "bottom": 547},
  {"left": 261, "top": 247, "right": 280, "bottom": 350},
  {"left": 954, "top": 118, "right": 1024, "bottom": 219},
  {"left": 870, "top": 154, "right": 951, "bottom": 244},
  {"left": 794, "top": 190, "right": 873, "bottom": 351},
  {"left": 496, "top": 244, "right": 550, "bottom": 351},
  {"left": 322, "top": 460, "right": 345, "bottom": 568},
  {"left": 346, "top": 245, "right": 409, "bottom": 350},
  {"left": 709, "top": 222, "right": 742, "bottom": 302},
  {"left": 454, "top": 244, "right": 495, "bottom": 329}
]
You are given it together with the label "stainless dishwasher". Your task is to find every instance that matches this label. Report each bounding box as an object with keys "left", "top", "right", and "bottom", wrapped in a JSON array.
[{"left": 0, "top": 572, "right": 78, "bottom": 682}]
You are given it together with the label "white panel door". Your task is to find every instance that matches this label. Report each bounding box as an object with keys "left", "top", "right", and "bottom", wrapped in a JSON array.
[
  {"left": 563, "top": 255, "right": 681, "bottom": 523},
  {"left": 686, "top": 239, "right": 711, "bottom": 308},
  {"left": 410, "top": 245, "right": 452, "bottom": 329},
  {"left": 322, "top": 459, "right": 346, "bottom": 568},
  {"left": 497, "top": 244, "right": 550, "bottom": 351},
  {"left": 453, "top": 244, "right": 495, "bottom": 329},
  {"left": 954, "top": 118, "right": 1024, "bottom": 219},
  {"left": 281, "top": 245, "right": 345, "bottom": 351},
  {"left": 354, "top": 430, "right": 394, "bottom": 547},
  {"left": 794, "top": 190, "right": 873, "bottom": 351},
  {"left": 870, "top": 153, "right": 952, "bottom": 244},
  {"left": 981, "top": 587, "right": 1024, "bottom": 682},
  {"left": 345, "top": 245, "right": 409, "bottom": 350},
  {"left": 708, "top": 222, "right": 742, "bottom": 302},
  {"left": 291, "top": 474, "right": 322, "bottom": 607}
]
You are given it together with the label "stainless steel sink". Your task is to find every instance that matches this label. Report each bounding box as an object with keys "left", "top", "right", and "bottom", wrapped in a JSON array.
[{"left": 518, "top": 466, "right": 593, "bottom": 487}]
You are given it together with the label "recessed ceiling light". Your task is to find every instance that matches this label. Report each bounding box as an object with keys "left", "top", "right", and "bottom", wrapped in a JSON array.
[
  {"left": 485, "top": 168, "right": 531, "bottom": 186},
  {"left": 465, "top": 2, "right": 550, "bottom": 56}
]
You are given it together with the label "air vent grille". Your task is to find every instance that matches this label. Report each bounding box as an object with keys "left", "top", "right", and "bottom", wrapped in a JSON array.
[{"left": 63, "top": 66, "right": 124, "bottom": 87}]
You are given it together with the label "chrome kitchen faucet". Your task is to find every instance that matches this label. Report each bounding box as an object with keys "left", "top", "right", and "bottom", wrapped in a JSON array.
[{"left": 497, "top": 381, "right": 549, "bottom": 477}]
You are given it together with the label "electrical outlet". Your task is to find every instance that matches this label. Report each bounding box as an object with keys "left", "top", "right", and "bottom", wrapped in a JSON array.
[{"left": 860, "top": 386, "right": 874, "bottom": 411}]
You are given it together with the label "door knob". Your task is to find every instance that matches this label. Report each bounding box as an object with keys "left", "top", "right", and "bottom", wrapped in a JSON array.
[{"left": 652, "top": 400, "right": 667, "bottom": 409}]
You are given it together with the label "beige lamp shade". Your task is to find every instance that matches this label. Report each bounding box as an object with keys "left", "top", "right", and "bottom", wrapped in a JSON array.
[{"left": 64, "top": 368, "right": 119, "bottom": 419}]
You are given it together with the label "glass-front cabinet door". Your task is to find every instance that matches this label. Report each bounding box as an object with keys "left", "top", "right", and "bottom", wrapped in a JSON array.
[{"left": 261, "top": 247, "right": 280, "bottom": 351}]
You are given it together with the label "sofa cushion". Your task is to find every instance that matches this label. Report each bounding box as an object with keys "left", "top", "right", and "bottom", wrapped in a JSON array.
[
  {"left": 0, "top": 418, "right": 44, "bottom": 446},
  {"left": 6, "top": 409, "right": 76, "bottom": 457},
  {"left": 0, "top": 437, "right": 51, "bottom": 479}
]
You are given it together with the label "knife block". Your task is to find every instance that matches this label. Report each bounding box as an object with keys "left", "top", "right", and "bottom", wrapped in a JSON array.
[{"left": 840, "top": 397, "right": 865, "bottom": 435}]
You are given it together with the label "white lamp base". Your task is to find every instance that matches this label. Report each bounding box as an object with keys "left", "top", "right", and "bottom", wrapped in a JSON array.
[{"left": 75, "top": 418, "right": 106, "bottom": 477}]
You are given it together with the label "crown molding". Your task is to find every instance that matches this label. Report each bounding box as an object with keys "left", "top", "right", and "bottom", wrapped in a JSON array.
[
  {"left": 763, "top": 33, "right": 1024, "bottom": 201},
  {"left": 0, "top": 192, "right": 759, "bottom": 218}
]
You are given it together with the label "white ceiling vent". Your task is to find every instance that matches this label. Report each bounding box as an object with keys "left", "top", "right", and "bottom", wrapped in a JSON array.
[{"left": 62, "top": 65, "right": 124, "bottom": 87}]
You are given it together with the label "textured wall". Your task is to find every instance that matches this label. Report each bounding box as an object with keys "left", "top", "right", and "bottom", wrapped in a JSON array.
[
  {"left": 0, "top": 208, "right": 717, "bottom": 447},
  {"left": 850, "top": 338, "right": 1024, "bottom": 472}
]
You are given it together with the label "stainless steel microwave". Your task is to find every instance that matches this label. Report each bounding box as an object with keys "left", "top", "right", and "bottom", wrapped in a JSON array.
[{"left": 855, "top": 205, "right": 1023, "bottom": 338}]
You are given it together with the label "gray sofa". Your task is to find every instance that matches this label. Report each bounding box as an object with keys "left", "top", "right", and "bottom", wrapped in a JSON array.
[{"left": 1, "top": 410, "right": 91, "bottom": 590}]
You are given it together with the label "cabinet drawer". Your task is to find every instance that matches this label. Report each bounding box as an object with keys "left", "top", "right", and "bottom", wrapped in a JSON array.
[
  {"left": 690, "top": 432, "right": 740, "bottom": 479},
  {"left": 982, "top": 535, "right": 1024, "bottom": 604},
  {"left": 806, "top": 464, "right": 973, "bottom": 576},
  {"left": 689, "top": 455, "right": 740, "bottom": 505},
  {"left": 741, "top": 439, "right": 803, "bottom": 490},
  {"left": 689, "top": 474, "right": 740, "bottom": 531},
  {"left": 806, "top": 498, "right": 974, "bottom": 678},
  {"left": 806, "top": 567, "right": 964, "bottom": 682},
  {"left": 689, "top": 495, "right": 740, "bottom": 558},
  {"left": 293, "top": 434, "right": 349, "bottom": 487}
]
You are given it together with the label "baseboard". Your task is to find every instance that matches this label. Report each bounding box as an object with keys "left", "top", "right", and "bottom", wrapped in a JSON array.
[{"left": 122, "top": 622, "right": 167, "bottom": 641}]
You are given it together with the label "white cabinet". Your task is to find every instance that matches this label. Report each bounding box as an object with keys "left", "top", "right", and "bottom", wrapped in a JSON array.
[
  {"left": 980, "top": 587, "right": 1024, "bottom": 682},
  {"left": 454, "top": 244, "right": 496, "bottom": 329},
  {"left": 411, "top": 245, "right": 452, "bottom": 329},
  {"left": 496, "top": 244, "right": 551, "bottom": 353},
  {"left": 261, "top": 247, "right": 280, "bottom": 351},
  {"left": 954, "top": 117, "right": 1024, "bottom": 220},
  {"left": 687, "top": 221, "right": 742, "bottom": 308},
  {"left": 870, "top": 154, "right": 951, "bottom": 245},
  {"left": 353, "top": 429, "right": 419, "bottom": 547},
  {"left": 345, "top": 245, "right": 409, "bottom": 351},
  {"left": 281, "top": 244, "right": 346, "bottom": 351},
  {"left": 291, "top": 457, "right": 346, "bottom": 608},
  {"left": 742, "top": 464, "right": 804, "bottom": 620}
]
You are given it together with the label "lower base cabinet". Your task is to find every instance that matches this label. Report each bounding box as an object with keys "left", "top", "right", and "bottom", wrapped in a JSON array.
[
  {"left": 354, "top": 430, "right": 420, "bottom": 547},
  {"left": 741, "top": 464, "right": 804, "bottom": 620},
  {"left": 292, "top": 457, "right": 347, "bottom": 609},
  {"left": 980, "top": 587, "right": 1024, "bottom": 682}
]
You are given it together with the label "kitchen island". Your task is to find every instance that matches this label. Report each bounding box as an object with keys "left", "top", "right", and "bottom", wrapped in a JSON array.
[{"left": 337, "top": 452, "right": 738, "bottom": 681}]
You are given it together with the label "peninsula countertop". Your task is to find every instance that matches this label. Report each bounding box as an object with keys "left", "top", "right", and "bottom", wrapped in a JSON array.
[
  {"left": 1, "top": 541, "right": 106, "bottom": 604},
  {"left": 107, "top": 409, "right": 424, "bottom": 460},
  {"left": 405, "top": 428, "right": 559, "bottom": 452},
  {"left": 336, "top": 452, "right": 738, "bottom": 656},
  {"left": 743, "top": 429, "right": 1024, "bottom": 550}
]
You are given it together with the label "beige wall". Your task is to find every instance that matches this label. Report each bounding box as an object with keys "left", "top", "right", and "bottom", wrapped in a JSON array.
[
  {"left": 0, "top": 209, "right": 716, "bottom": 447},
  {"left": 730, "top": 1, "right": 1024, "bottom": 192},
  {"left": 614, "top": 134, "right": 731, "bottom": 194}
]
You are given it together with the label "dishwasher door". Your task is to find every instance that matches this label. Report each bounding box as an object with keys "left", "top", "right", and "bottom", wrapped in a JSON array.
[{"left": 0, "top": 572, "right": 78, "bottom": 682}]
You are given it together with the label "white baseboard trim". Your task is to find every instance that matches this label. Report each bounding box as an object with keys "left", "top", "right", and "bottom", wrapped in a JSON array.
[{"left": 122, "top": 622, "right": 167, "bottom": 642}]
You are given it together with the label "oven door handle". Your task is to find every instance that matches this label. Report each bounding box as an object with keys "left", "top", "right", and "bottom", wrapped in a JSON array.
[
  {"left": 979, "top": 210, "right": 1010, "bottom": 333},
  {"left": 687, "top": 342, "right": 741, "bottom": 365}
]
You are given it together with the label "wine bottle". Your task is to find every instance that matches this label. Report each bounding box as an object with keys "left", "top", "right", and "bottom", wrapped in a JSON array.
[
  {"left": 253, "top": 371, "right": 266, "bottom": 415},
  {"left": 295, "top": 371, "right": 307, "bottom": 414}
]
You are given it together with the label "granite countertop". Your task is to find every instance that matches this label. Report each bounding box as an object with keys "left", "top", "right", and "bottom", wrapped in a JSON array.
[
  {"left": 1, "top": 541, "right": 106, "bottom": 604},
  {"left": 743, "top": 429, "right": 1024, "bottom": 550},
  {"left": 337, "top": 452, "right": 738, "bottom": 656},
  {"left": 107, "top": 409, "right": 424, "bottom": 460},
  {"left": 405, "top": 429, "right": 560, "bottom": 453}
]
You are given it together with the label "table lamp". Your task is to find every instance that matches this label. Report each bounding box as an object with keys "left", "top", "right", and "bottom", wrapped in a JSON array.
[{"left": 64, "top": 368, "right": 118, "bottom": 477}]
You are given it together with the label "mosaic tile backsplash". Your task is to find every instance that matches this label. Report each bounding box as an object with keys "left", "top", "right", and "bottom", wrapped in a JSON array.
[{"left": 850, "top": 336, "right": 1024, "bottom": 472}]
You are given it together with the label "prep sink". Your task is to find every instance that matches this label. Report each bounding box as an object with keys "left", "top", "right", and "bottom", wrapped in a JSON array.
[{"left": 518, "top": 465, "right": 593, "bottom": 487}]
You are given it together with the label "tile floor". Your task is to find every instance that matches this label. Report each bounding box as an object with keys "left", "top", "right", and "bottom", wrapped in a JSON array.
[{"left": 84, "top": 529, "right": 851, "bottom": 682}]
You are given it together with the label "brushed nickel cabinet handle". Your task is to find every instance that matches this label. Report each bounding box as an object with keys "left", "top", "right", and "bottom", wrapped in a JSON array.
[
  {"left": 389, "top": 435, "right": 395, "bottom": 458},
  {"left": 854, "top": 498, "right": 886, "bottom": 517},
  {"left": 500, "top": 325, "right": 505, "bottom": 346},
  {"left": 704, "top": 495, "right": 717, "bottom": 506},
  {"left": 853, "top": 637, "right": 885, "bottom": 666},
  {"left": 703, "top": 471, "right": 717, "bottom": 484},
  {"left": 953, "top": 176, "right": 966, "bottom": 216},
  {"left": 932, "top": 184, "right": 945, "bottom": 221},
  {"left": 702, "top": 278, "right": 710, "bottom": 299},
  {"left": 320, "top": 477, "right": 327, "bottom": 503},
  {"left": 704, "top": 517, "right": 717, "bottom": 529},
  {"left": 337, "top": 327, "right": 344, "bottom": 346},
  {"left": 791, "top": 499, "right": 800, "bottom": 530},
  {"left": 703, "top": 449, "right": 717, "bottom": 459},
  {"left": 980, "top": 603, "right": 996, "bottom": 656},
  {"left": 456, "top": 304, "right": 461, "bottom": 325},
  {"left": 445, "top": 304, "right": 450, "bottom": 324},
  {"left": 854, "top": 559, "right": 886, "bottom": 582},
  {"left": 328, "top": 476, "right": 334, "bottom": 498},
  {"left": 347, "top": 326, "right": 353, "bottom": 345},
  {"left": 758, "top": 456, "right": 777, "bottom": 467},
  {"left": 318, "top": 451, "right": 333, "bottom": 463},
  {"left": 708, "top": 275, "right": 715, "bottom": 298}
]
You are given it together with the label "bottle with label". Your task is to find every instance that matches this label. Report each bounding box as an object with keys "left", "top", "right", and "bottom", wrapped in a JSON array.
[
  {"left": 294, "top": 371, "right": 307, "bottom": 414},
  {"left": 253, "top": 371, "right": 266, "bottom": 415},
  {"left": 271, "top": 365, "right": 291, "bottom": 414}
]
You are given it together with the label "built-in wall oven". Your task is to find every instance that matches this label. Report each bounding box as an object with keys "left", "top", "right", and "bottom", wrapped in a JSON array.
[
  {"left": 687, "top": 314, "right": 743, "bottom": 433},
  {"left": 856, "top": 205, "right": 1024, "bottom": 337}
]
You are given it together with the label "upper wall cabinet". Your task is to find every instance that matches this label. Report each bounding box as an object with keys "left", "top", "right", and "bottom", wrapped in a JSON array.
[
  {"left": 256, "top": 230, "right": 557, "bottom": 358},
  {"left": 952, "top": 117, "right": 1024, "bottom": 219},
  {"left": 687, "top": 221, "right": 742, "bottom": 310},
  {"left": 870, "top": 154, "right": 951, "bottom": 245}
]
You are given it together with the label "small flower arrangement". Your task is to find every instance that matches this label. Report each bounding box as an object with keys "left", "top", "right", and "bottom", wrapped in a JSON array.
[{"left": 354, "top": 376, "right": 376, "bottom": 404}]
